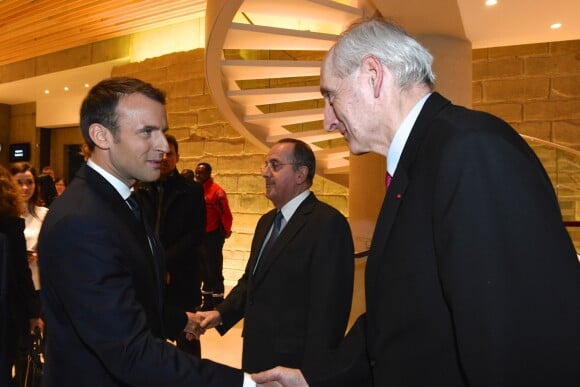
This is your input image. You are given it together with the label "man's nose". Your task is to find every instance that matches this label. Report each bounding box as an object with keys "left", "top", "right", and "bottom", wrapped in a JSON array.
[
  {"left": 324, "top": 103, "right": 338, "bottom": 132},
  {"left": 156, "top": 132, "right": 169, "bottom": 153}
]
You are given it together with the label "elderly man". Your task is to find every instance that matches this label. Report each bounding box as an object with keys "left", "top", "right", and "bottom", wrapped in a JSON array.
[{"left": 254, "top": 15, "right": 580, "bottom": 387}]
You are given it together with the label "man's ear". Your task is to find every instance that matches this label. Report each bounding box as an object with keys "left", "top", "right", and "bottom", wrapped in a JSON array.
[
  {"left": 296, "top": 165, "right": 309, "bottom": 184},
  {"left": 362, "top": 54, "right": 383, "bottom": 98},
  {"left": 88, "top": 123, "right": 111, "bottom": 150}
]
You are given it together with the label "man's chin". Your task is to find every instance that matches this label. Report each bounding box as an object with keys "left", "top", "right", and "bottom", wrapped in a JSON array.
[
  {"left": 347, "top": 143, "right": 369, "bottom": 156},
  {"left": 140, "top": 171, "right": 161, "bottom": 183}
]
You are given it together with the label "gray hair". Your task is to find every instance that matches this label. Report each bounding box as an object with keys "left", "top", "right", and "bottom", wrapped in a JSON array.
[{"left": 331, "top": 16, "right": 435, "bottom": 89}]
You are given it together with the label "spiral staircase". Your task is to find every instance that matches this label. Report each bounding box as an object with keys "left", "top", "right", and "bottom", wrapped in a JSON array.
[{"left": 205, "top": 0, "right": 375, "bottom": 187}]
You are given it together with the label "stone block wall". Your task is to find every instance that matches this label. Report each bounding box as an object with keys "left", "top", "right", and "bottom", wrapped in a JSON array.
[
  {"left": 112, "top": 49, "right": 349, "bottom": 285},
  {"left": 473, "top": 40, "right": 580, "bottom": 141}
]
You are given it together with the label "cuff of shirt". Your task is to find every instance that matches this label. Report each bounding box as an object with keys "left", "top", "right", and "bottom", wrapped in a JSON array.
[{"left": 243, "top": 373, "right": 257, "bottom": 387}]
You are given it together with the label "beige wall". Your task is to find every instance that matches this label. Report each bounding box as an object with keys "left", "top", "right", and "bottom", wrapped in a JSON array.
[{"left": 473, "top": 40, "right": 580, "bottom": 144}]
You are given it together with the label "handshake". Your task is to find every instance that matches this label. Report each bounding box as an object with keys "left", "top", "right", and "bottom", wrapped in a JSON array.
[
  {"left": 183, "top": 310, "right": 221, "bottom": 341},
  {"left": 181, "top": 310, "right": 308, "bottom": 386}
]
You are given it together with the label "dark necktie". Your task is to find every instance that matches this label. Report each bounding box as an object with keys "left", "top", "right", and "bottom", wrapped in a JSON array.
[
  {"left": 126, "top": 193, "right": 160, "bottom": 257},
  {"left": 126, "top": 193, "right": 142, "bottom": 221},
  {"left": 253, "top": 211, "right": 284, "bottom": 275},
  {"left": 126, "top": 193, "right": 164, "bottom": 309},
  {"left": 154, "top": 183, "right": 164, "bottom": 237}
]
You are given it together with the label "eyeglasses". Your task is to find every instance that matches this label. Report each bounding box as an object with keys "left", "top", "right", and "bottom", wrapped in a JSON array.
[{"left": 261, "top": 160, "right": 296, "bottom": 172}]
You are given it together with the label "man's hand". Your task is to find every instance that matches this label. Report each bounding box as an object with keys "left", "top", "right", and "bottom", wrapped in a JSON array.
[
  {"left": 197, "top": 310, "right": 222, "bottom": 330},
  {"left": 252, "top": 366, "right": 308, "bottom": 387},
  {"left": 184, "top": 312, "right": 203, "bottom": 340}
]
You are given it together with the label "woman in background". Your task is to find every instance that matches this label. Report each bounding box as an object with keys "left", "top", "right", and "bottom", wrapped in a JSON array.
[
  {"left": 9, "top": 162, "right": 48, "bottom": 292},
  {"left": 9, "top": 162, "right": 47, "bottom": 384},
  {"left": 0, "top": 164, "right": 42, "bottom": 386}
]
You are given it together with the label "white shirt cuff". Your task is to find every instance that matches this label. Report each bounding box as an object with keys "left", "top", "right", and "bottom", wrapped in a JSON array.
[{"left": 243, "top": 372, "right": 257, "bottom": 387}]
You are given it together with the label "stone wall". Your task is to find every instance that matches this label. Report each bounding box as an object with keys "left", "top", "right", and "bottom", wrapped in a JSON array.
[
  {"left": 112, "top": 49, "right": 349, "bottom": 285},
  {"left": 473, "top": 40, "right": 580, "bottom": 146}
]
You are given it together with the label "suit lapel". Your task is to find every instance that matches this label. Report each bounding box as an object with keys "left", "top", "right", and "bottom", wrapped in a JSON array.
[
  {"left": 252, "top": 193, "right": 316, "bottom": 287},
  {"left": 247, "top": 209, "right": 276, "bottom": 284},
  {"left": 83, "top": 164, "right": 165, "bottom": 313},
  {"left": 365, "top": 93, "right": 451, "bottom": 298}
]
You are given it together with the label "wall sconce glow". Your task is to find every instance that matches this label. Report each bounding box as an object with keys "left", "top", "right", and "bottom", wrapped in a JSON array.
[
  {"left": 84, "top": 83, "right": 90, "bottom": 88},
  {"left": 485, "top": 0, "right": 497, "bottom": 6},
  {"left": 64, "top": 86, "right": 70, "bottom": 91},
  {"left": 44, "top": 89, "right": 50, "bottom": 94},
  {"left": 550, "top": 23, "right": 562, "bottom": 29}
]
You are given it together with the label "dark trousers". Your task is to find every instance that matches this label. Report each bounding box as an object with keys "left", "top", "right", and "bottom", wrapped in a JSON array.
[
  {"left": 2, "top": 320, "right": 18, "bottom": 386},
  {"left": 199, "top": 230, "right": 225, "bottom": 295}
]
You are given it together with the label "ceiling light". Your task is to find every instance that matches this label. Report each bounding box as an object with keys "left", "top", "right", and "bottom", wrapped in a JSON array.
[
  {"left": 550, "top": 23, "right": 562, "bottom": 29},
  {"left": 64, "top": 86, "right": 69, "bottom": 91},
  {"left": 84, "top": 83, "right": 90, "bottom": 88},
  {"left": 485, "top": 0, "right": 497, "bottom": 6},
  {"left": 44, "top": 89, "right": 50, "bottom": 95}
]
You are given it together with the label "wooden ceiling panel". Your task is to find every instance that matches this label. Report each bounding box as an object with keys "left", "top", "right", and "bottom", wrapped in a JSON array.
[{"left": 0, "top": 0, "right": 206, "bottom": 66}]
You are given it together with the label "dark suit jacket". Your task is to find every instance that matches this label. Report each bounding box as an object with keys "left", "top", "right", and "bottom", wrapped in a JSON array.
[
  {"left": 138, "top": 170, "right": 206, "bottom": 310},
  {"left": 216, "top": 192, "right": 354, "bottom": 373},
  {"left": 38, "top": 164, "right": 241, "bottom": 386},
  {"left": 0, "top": 216, "right": 39, "bottom": 334},
  {"left": 1, "top": 216, "right": 39, "bottom": 383},
  {"left": 303, "top": 93, "right": 580, "bottom": 386}
]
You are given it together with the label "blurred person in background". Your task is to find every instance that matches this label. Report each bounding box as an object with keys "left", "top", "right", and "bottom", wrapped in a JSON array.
[
  {"left": 9, "top": 162, "right": 48, "bottom": 294},
  {"left": 54, "top": 177, "right": 67, "bottom": 196},
  {"left": 194, "top": 162, "right": 233, "bottom": 311},
  {"left": 38, "top": 166, "right": 57, "bottom": 206},
  {"left": 180, "top": 168, "right": 195, "bottom": 182},
  {"left": 137, "top": 134, "right": 206, "bottom": 358},
  {"left": 0, "top": 164, "right": 43, "bottom": 386}
]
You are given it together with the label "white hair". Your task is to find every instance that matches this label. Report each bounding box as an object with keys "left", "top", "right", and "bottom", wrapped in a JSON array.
[{"left": 331, "top": 16, "right": 436, "bottom": 89}]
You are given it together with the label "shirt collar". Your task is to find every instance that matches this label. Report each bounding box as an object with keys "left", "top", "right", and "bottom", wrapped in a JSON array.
[
  {"left": 87, "top": 158, "right": 132, "bottom": 200},
  {"left": 279, "top": 189, "right": 311, "bottom": 223},
  {"left": 387, "top": 92, "right": 431, "bottom": 176}
]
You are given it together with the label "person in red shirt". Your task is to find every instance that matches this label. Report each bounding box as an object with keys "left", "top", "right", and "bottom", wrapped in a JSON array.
[{"left": 194, "top": 163, "right": 233, "bottom": 310}]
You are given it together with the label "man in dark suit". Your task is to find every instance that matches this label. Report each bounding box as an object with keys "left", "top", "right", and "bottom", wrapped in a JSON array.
[
  {"left": 197, "top": 138, "right": 354, "bottom": 374},
  {"left": 137, "top": 133, "right": 206, "bottom": 357},
  {"left": 37, "top": 77, "right": 250, "bottom": 386},
  {"left": 254, "top": 16, "right": 580, "bottom": 387}
]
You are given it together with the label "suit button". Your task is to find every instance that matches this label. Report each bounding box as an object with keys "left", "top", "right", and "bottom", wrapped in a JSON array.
[{"left": 370, "top": 360, "right": 377, "bottom": 368}]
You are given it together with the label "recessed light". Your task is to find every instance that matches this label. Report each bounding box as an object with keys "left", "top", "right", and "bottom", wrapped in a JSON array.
[
  {"left": 64, "top": 86, "right": 70, "bottom": 91},
  {"left": 550, "top": 23, "right": 562, "bottom": 29},
  {"left": 44, "top": 89, "right": 50, "bottom": 95},
  {"left": 84, "top": 83, "right": 90, "bottom": 88},
  {"left": 485, "top": 0, "right": 497, "bottom": 6}
]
